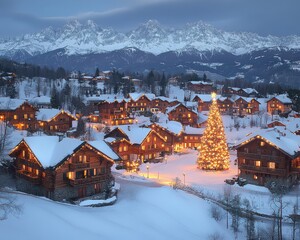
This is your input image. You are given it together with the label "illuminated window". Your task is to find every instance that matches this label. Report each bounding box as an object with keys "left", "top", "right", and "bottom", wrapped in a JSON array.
[
  {"left": 164, "top": 136, "right": 168, "bottom": 141},
  {"left": 253, "top": 175, "right": 258, "bottom": 180},
  {"left": 14, "top": 115, "right": 18, "bottom": 120},
  {"left": 22, "top": 150, "right": 25, "bottom": 158},
  {"left": 154, "top": 137, "right": 157, "bottom": 142},
  {"left": 36, "top": 169, "right": 39, "bottom": 175},
  {"left": 147, "top": 138, "right": 150, "bottom": 143},
  {"left": 268, "top": 162, "right": 275, "bottom": 169},
  {"left": 142, "top": 146, "right": 145, "bottom": 150},
  {"left": 260, "top": 141, "right": 265, "bottom": 147},
  {"left": 188, "top": 114, "right": 191, "bottom": 118},
  {"left": 241, "top": 158, "right": 246, "bottom": 164},
  {"left": 123, "top": 146, "right": 127, "bottom": 151},
  {"left": 255, "top": 161, "right": 261, "bottom": 167},
  {"left": 22, "top": 164, "right": 25, "bottom": 170},
  {"left": 79, "top": 155, "right": 83, "bottom": 162},
  {"left": 119, "top": 147, "right": 122, "bottom": 152},
  {"left": 83, "top": 155, "right": 87, "bottom": 163},
  {"left": 94, "top": 168, "right": 97, "bottom": 175},
  {"left": 24, "top": 114, "right": 28, "bottom": 119},
  {"left": 28, "top": 167, "right": 32, "bottom": 173}
]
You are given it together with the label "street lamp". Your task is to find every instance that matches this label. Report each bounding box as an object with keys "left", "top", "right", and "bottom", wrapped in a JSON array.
[
  {"left": 146, "top": 165, "right": 149, "bottom": 178},
  {"left": 182, "top": 173, "right": 186, "bottom": 185}
]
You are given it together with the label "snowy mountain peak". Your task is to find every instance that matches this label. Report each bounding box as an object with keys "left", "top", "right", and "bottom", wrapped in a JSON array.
[{"left": 1, "top": 19, "right": 300, "bottom": 56}]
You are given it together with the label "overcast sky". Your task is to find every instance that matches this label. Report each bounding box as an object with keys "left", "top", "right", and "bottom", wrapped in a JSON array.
[{"left": 0, "top": 0, "right": 299, "bottom": 38}]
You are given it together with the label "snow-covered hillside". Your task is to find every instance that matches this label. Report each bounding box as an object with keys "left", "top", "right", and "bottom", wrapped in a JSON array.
[{"left": 1, "top": 19, "right": 300, "bottom": 56}]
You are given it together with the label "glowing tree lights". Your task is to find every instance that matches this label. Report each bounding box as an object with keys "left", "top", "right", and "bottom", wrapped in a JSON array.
[{"left": 197, "top": 92, "right": 230, "bottom": 170}]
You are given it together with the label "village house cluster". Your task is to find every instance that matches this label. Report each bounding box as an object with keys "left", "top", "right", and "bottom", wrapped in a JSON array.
[{"left": 2, "top": 74, "right": 300, "bottom": 201}]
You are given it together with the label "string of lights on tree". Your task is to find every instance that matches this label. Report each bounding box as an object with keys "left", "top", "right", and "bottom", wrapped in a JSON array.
[{"left": 197, "top": 92, "right": 230, "bottom": 170}]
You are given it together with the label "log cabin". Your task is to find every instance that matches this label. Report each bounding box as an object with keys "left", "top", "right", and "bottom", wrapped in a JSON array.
[
  {"left": 167, "top": 103, "right": 199, "bottom": 127},
  {"left": 150, "top": 97, "right": 180, "bottom": 113},
  {"left": 267, "top": 94, "right": 293, "bottom": 115},
  {"left": 217, "top": 97, "right": 234, "bottom": 115},
  {"left": 235, "top": 127, "right": 300, "bottom": 186},
  {"left": 0, "top": 98, "right": 37, "bottom": 130},
  {"left": 9, "top": 136, "right": 120, "bottom": 201},
  {"left": 182, "top": 126, "right": 203, "bottom": 149},
  {"left": 187, "top": 81, "right": 214, "bottom": 94},
  {"left": 191, "top": 94, "right": 214, "bottom": 112},
  {"left": 127, "top": 93, "right": 155, "bottom": 113},
  {"left": 149, "top": 121, "right": 183, "bottom": 152},
  {"left": 105, "top": 125, "right": 166, "bottom": 166},
  {"left": 232, "top": 97, "right": 260, "bottom": 116},
  {"left": 97, "top": 99, "right": 134, "bottom": 125},
  {"left": 37, "top": 109, "right": 77, "bottom": 133}
]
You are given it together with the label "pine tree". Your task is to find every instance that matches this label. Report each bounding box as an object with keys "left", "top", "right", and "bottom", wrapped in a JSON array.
[{"left": 197, "top": 93, "right": 229, "bottom": 170}]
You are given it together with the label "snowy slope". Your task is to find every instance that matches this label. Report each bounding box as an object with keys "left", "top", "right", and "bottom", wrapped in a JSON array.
[
  {"left": 1, "top": 19, "right": 300, "bottom": 56},
  {"left": 0, "top": 182, "right": 233, "bottom": 240}
]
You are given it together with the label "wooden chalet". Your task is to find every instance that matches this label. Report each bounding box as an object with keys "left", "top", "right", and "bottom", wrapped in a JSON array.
[
  {"left": 224, "top": 87, "right": 258, "bottom": 97},
  {"left": 267, "top": 94, "right": 293, "bottom": 115},
  {"left": 233, "top": 97, "right": 260, "bottom": 116},
  {"left": 127, "top": 93, "right": 155, "bottom": 113},
  {"left": 9, "top": 136, "right": 120, "bottom": 201},
  {"left": 236, "top": 127, "right": 300, "bottom": 186},
  {"left": 167, "top": 103, "right": 198, "bottom": 127},
  {"left": 149, "top": 121, "right": 183, "bottom": 152},
  {"left": 182, "top": 126, "right": 203, "bottom": 149},
  {"left": 217, "top": 97, "right": 234, "bottom": 115},
  {"left": 191, "top": 94, "right": 213, "bottom": 112},
  {"left": 0, "top": 98, "right": 37, "bottom": 130},
  {"left": 267, "top": 120, "right": 286, "bottom": 128},
  {"left": 105, "top": 125, "right": 166, "bottom": 165},
  {"left": 150, "top": 97, "right": 179, "bottom": 113},
  {"left": 187, "top": 81, "right": 214, "bottom": 94},
  {"left": 97, "top": 99, "right": 134, "bottom": 125},
  {"left": 37, "top": 109, "right": 77, "bottom": 133}
]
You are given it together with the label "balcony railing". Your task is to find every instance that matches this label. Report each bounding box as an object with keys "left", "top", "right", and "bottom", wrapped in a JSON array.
[
  {"left": 16, "top": 170, "right": 41, "bottom": 184},
  {"left": 69, "top": 162, "right": 90, "bottom": 171},
  {"left": 68, "top": 174, "right": 109, "bottom": 186},
  {"left": 238, "top": 152, "right": 285, "bottom": 162},
  {"left": 239, "top": 165, "right": 286, "bottom": 176}
]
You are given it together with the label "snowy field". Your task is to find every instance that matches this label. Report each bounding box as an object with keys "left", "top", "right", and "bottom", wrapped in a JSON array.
[{"left": 0, "top": 180, "right": 234, "bottom": 240}]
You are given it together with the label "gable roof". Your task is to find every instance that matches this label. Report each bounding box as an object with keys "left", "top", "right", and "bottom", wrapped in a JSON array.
[
  {"left": 129, "top": 93, "right": 155, "bottom": 101},
  {"left": 10, "top": 136, "right": 119, "bottom": 168},
  {"left": 191, "top": 94, "right": 220, "bottom": 102},
  {"left": 153, "top": 121, "right": 183, "bottom": 135},
  {"left": 166, "top": 103, "right": 197, "bottom": 115},
  {"left": 36, "top": 109, "right": 77, "bottom": 121},
  {"left": 268, "top": 94, "right": 292, "bottom": 104},
  {"left": 235, "top": 127, "right": 300, "bottom": 157}
]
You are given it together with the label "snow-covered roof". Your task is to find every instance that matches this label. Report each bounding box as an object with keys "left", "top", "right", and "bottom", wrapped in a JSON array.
[
  {"left": 36, "top": 108, "right": 76, "bottom": 121},
  {"left": 235, "top": 97, "right": 260, "bottom": 103},
  {"left": 113, "top": 125, "right": 152, "bottom": 144},
  {"left": 30, "top": 96, "right": 51, "bottom": 104},
  {"left": 154, "top": 96, "right": 178, "bottom": 103},
  {"left": 189, "top": 81, "right": 213, "bottom": 85},
  {"left": 243, "top": 88, "right": 258, "bottom": 94},
  {"left": 0, "top": 97, "right": 25, "bottom": 110},
  {"left": 236, "top": 127, "right": 300, "bottom": 157},
  {"left": 184, "top": 126, "right": 204, "bottom": 135},
  {"left": 129, "top": 93, "right": 155, "bottom": 101},
  {"left": 88, "top": 141, "right": 120, "bottom": 161},
  {"left": 155, "top": 121, "right": 183, "bottom": 135},
  {"left": 269, "top": 94, "right": 292, "bottom": 104},
  {"left": 22, "top": 136, "right": 82, "bottom": 168},
  {"left": 191, "top": 94, "right": 219, "bottom": 102},
  {"left": 12, "top": 136, "right": 119, "bottom": 168}
]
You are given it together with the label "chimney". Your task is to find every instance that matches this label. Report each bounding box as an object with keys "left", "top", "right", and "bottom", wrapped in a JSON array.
[{"left": 128, "top": 126, "right": 131, "bottom": 131}]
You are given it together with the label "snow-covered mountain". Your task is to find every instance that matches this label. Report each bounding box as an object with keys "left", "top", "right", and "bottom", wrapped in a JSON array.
[{"left": 1, "top": 19, "right": 300, "bottom": 57}]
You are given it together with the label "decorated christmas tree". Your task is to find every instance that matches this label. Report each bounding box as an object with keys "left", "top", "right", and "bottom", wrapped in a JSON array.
[{"left": 197, "top": 92, "right": 230, "bottom": 170}]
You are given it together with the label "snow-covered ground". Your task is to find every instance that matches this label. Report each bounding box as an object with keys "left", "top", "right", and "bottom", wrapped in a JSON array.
[{"left": 0, "top": 179, "right": 234, "bottom": 240}]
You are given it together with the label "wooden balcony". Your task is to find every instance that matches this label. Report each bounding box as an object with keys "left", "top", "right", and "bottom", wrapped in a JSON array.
[
  {"left": 69, "top": 162, "right": 90, "bottom": 171},
  {"left": 239, "top": 165, "right": 286, "bottom": 176},
  {"left": 16, "top": 170, "right": 41, "bottom": 184},
  {"left": 238, "top": 152, "right": 285, "bottom": 162},
  {"left": 68, "top": 174, "right": 109, "bottom": 186}
]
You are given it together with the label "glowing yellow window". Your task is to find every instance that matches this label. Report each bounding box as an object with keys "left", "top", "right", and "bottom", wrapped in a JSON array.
[
  {"left": 268, "top": 162, "right": 275, "bottom": 169},
  {"left": 14, "top": 115, "right": 18, "bottom": 120},
  {"left": 255, "top": 161, "right": 261, "bottom": 167},
  {"left": 260, "top": 141, "right": 265, "bottom": 147},
  {"left": 142, "top": 146, "right": 145, "bottom": 150},
  {"left": 188, "top": 114, "right": 191, "bottom": 118},
  {"left": 253, "top": 175, "right": 258, "bottom": 180}
]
